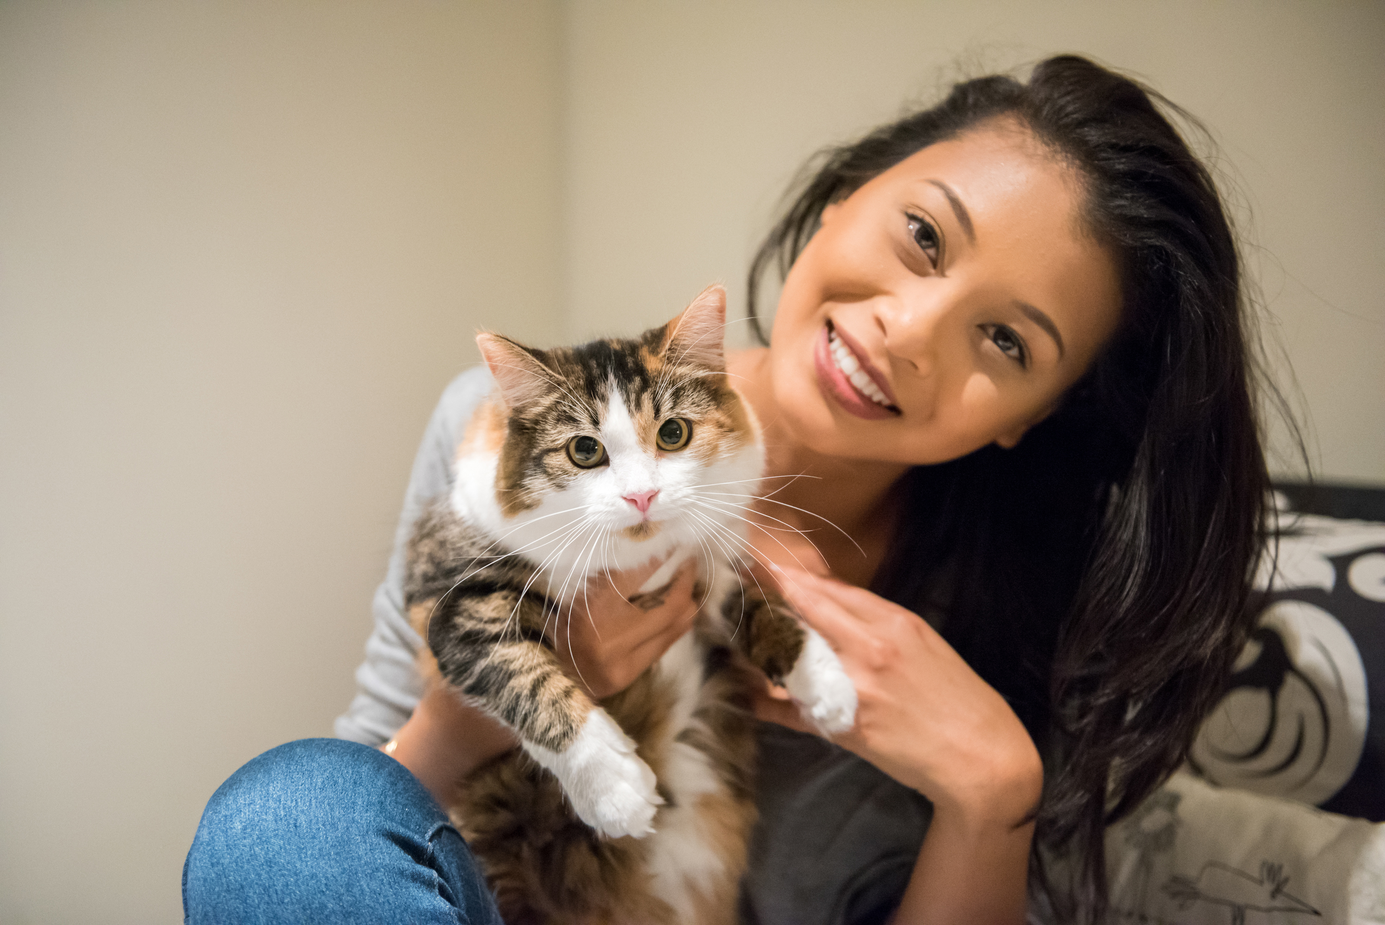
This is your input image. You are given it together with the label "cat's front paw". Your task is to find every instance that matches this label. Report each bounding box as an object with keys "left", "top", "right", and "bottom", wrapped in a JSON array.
[
  {"left": 783, "top": 627, "right": 858, "bottom": 736},
  {"left": 523, "top": 708, "right": 662, "bottom": 839}
]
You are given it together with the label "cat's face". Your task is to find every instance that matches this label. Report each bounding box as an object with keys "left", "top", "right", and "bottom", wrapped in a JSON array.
[{"left": 472, "top": 286, "right": 764, "bottom": 575}]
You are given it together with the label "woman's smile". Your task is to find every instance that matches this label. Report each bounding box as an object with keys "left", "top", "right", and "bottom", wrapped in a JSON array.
[{"left": 814, "top": 320, "right": 901, "bottom": 419}]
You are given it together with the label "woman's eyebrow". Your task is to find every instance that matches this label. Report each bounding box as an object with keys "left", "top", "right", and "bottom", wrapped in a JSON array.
[
  {"left": 926, "top": 180, "right": 975, "bottom": 244},
  {"left": 1015, "top": 300, "right": 1066, "bottom": 359}
]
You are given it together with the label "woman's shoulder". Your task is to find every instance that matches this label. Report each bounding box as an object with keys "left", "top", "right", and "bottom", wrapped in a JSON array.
[
  {"left": 416, "top": 365, "right": 498, "bottom": 465},
  {"left": 436, "top": 365, "right": 496, "bottom": 434}
]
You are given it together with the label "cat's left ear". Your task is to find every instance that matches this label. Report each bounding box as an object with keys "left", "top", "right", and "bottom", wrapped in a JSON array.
[
  {"left": 476, "top": 332, "right": 554, "bottom": 409},
  {"left": 661, "top": 284, "right": 726, "bottom": 371}
]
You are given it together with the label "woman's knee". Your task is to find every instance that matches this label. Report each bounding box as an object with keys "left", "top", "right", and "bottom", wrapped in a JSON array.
[{"left": 183, "top": 738, "right": 499, "bottom": 924}]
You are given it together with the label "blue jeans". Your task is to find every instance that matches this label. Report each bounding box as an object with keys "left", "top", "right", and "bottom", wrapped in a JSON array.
[{"left": 183, "top": 738, "right": 503, "bottom": 924}]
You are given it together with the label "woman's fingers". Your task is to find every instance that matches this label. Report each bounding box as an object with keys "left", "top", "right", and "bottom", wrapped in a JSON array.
[
  {"left": 602, "top": 553, "right": 677, "bottom": 599},
  {"left": 763, "top": 564, "right": 871, "bottom": 652},
  {"left": 553, "top": 555, "right": 702, "bottom": 699}
]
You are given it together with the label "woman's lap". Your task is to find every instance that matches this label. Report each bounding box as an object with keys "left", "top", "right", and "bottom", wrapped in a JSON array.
[{"left": 183, "top": 738, "right": 502, "bottom": 925}]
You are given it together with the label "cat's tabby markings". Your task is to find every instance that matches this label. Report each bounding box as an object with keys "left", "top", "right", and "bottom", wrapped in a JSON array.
[{"left": 404, "top": 285, "right": 856, "bottom": 924}]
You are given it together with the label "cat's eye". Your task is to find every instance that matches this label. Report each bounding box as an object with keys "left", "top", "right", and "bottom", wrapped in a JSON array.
[
  {"left": 656, "top": 418, "right": 692, "bottom": 451},
  {"left": 566, "top": 435, "right": 607, "bottom": 468}
]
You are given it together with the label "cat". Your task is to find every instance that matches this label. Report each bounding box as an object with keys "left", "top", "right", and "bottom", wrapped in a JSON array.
[{"left": 403, "top": 284, "right": 856, "bottom": 924}]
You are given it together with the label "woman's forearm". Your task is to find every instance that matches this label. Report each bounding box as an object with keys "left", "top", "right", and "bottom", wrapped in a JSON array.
[
  {"left": 383, "top": 685, "right": 517, "bottom": 805},
  {"left": 890, "top": 802, "right": 1036, "bottom": 925}
]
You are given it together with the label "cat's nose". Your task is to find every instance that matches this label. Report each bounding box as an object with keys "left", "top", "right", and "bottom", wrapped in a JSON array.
[{"left": 622, "top": 490, "right": 659, "bottom": 515}]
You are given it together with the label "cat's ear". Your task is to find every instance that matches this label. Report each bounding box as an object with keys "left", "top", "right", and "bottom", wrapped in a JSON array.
[
  {"left": 662, "top": 284, "right": 726, "bottom": 371},
  {"left": 476, "top": 332, "right": 554, "bottom": 409}
]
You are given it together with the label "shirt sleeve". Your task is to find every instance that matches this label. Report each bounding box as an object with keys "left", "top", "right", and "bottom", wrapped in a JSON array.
[{"left": 334, "top": 366, "right": 494, "bottom": 745}]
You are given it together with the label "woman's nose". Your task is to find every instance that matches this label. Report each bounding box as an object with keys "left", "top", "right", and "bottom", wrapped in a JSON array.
[{"left": 877, "top": 290, "right": 949, "bottom": 375}]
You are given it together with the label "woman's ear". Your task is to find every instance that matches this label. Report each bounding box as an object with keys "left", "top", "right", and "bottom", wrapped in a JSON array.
[{"left": 820, "top": 201, "right": 841, "bottom": 226}]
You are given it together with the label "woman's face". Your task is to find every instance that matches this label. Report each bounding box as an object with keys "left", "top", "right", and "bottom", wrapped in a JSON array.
[{"left": 768, "top": 121, "right": 1122, "bottom": 465}]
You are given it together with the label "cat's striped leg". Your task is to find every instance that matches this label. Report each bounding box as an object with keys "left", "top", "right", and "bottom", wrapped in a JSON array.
[
  {"left": 725, "top": 585, "right": 857, "bottom": 735},
  {"left": 426, "top": 585, "right": 662, "bottom": 839}
]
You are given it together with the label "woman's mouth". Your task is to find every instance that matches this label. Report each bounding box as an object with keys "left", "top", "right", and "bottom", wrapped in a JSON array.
[{"left": 813, "top": 321, "right": 902, "bottom": 420}]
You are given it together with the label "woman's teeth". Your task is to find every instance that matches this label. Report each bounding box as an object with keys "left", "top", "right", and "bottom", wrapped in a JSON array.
[{"left": 828, "top": 328, "right": 891, "bottom": 407}]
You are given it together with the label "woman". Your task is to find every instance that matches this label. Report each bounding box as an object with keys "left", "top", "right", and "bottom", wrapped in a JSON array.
[{"left": 184, "top": 56, "right": 1273, "bottom": 924}]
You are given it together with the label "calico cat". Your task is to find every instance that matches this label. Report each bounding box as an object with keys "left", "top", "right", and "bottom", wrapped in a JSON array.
[{"left": 403, "top": 285, "right": 856, "bottom": 924}]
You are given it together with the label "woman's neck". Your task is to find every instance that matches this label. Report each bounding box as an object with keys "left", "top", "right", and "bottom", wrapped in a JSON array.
[{"left": 728, "top": 347, "right": 910, "bottom": 583}]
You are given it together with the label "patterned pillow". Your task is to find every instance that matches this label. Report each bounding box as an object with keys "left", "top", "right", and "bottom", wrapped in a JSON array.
[
  {"left": 1189, "top": 510, "right": 1385, "bottom": 820},
  {"left": 1090, "top": 769, "right": 1385, "bottom": 924}
]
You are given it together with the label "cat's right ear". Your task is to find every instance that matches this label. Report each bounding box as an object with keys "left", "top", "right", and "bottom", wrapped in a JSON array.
[
  {"left": 476, "top": 332, "right": 553, "bottom": 409},
  {"left": 662, "top": 284, "right": 727, "bottom": 371}
]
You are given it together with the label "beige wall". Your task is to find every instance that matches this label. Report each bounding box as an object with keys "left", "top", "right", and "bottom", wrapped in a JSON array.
[
  {"left": 0, "top": 2, "right": 561, "bottom": 921},
  {"left": 0, "top": 2, "right": 1381, "bottom": 922},
  {"left": 562, "top": 0, "right": 1385, "bottom": 482}
]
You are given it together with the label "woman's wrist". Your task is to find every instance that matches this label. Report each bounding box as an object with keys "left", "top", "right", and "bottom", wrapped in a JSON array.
[
  {"left": 383, "top": 685, "right": 516, "bottom": 805},
  {"left": 930, "top": 743, "right": 1044, "bottom": 832}
]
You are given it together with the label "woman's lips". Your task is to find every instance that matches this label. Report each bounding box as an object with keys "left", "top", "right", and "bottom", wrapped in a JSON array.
[
  {"left": 830, "top": 321, "right": 899, "bottom": 407},
  {"left": 814, "top": 322, "right": 901, "bottom": 420}
]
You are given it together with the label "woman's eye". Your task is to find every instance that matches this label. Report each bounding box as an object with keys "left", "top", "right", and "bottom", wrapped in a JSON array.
[
  {"left": 983, "top": 324, "right": 1029, "bottom": 367},
  {"left": 906, "top": 213, "right": 941, "bottom": 268},
  {"left": 566, "top": 435, "right": 608, "bottom": 468},
  {"left": 655, "top": 418, "right": 692, "bottom": 451}
]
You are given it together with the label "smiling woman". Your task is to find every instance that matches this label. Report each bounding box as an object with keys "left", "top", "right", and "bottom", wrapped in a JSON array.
[
  {"left": 741, "top": 55, "right": 1279, "bottom": 921},
  {"left": 184, "top": 55, "right": 1280, "bottom": 925}
]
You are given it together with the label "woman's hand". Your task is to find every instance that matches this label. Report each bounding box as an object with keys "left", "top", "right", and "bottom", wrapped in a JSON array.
[
  {"left": 755, "top": 565, "right": 1043, "bottom": 828},
  {"left": 548, "top": 554, "right": 701, "bottom": 700},
  {"left": 750, "top": 549, "right": 1043, "bottom": 924}
]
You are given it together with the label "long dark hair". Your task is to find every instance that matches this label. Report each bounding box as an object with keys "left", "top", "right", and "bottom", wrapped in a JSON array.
[{"left": 748, "top": 55, "right": 1276, "bottom": 919}]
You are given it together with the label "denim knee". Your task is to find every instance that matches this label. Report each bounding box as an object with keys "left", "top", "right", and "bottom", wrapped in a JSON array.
[{"left": 183, "top": 738, "right": 500, "bottom": 925}]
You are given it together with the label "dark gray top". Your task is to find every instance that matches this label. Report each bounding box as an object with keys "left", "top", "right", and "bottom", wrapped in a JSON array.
[{"left": 335, "top": 367, "right": 933, "bottom": 925}]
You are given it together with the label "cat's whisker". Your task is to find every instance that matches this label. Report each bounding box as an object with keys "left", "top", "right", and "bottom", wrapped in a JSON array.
[
  {"left": 694, "top": 495, "right": 809, "bottom": 536},
  {"left": 489, "top": 502, "right": 622, "bottom": 565},
  {"left": 698, "top": 491, "right": 866, "bottom": 558},
  {"left": 445, "top": 506, "right": 601, "bottom": 588},
  {"left": 684, "top": 508, "right": 758, "bottom": 568},
  {"left": 682, "top": 511, "right": 785, "bottom": 644},
  {"left": 464, "top": 525, "right": 587, "bottom": 686},
  {"left": 488, "top": 515, "right": 599, "bottom": 689},
  {"left": 691, "top": 496, "right": 818, "bottom": 544},
  {"left": 683, "top": 518, "right": 749, "bottom": 639},
  {"left": 535, "top": 516, "right": 597, "bottom": 632},
  {"left": 687, "top": 500, "right": 833, "bottom": 577},
  {"left": 690, "top": 473, "right": 816, "bottom": 493},
  {"left": 553, "top": 522, "right": 613, "bottom": 692},
  {"left": 685, "top": 528, "right": 731, "bottom": 630},
  {"left": 502, "top": 516, "right": 598, "bottom": 649},
  {"left": 535, "top": 516, "right": 601, "bottom": 625}
]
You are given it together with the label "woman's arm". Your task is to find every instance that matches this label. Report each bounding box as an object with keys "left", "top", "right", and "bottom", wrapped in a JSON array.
[{"left": 755, "top": 566, "right": 1043, "bottom": 925}]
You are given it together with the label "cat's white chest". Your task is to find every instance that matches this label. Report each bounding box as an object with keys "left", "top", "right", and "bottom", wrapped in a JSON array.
[{"left": 644, "top": 625, "right": 740, "bottom": 918}]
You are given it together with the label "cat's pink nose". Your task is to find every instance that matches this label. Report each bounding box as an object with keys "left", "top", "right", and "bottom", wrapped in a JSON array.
[{"left": 623, "top": 490, "right": 659, "bottom": 515}]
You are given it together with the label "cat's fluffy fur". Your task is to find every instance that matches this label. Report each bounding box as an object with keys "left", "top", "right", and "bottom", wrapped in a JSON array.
[{"left": 404, "top": 285, "right": 856, "bottom": 924}]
